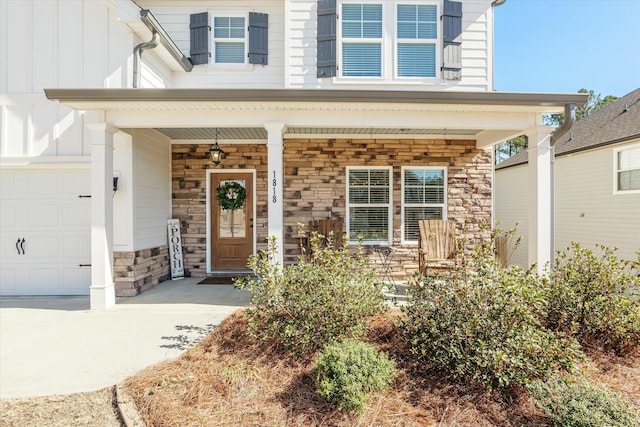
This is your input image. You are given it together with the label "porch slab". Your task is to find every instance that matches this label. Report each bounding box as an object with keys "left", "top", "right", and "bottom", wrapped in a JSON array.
[{"left": 0, "top": 278, "right": 250, "bottom": 399}]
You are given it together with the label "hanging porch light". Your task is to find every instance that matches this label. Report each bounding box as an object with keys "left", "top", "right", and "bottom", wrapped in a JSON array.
[{"left": 209, "top": 128, "right": 225, "bottom": 165}]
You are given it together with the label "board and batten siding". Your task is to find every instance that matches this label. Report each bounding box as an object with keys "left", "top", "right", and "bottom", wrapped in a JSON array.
[
  {"left": 493, "top": 163, "right": 528, "bottom": 267},
  {"left": 287, "top": 0, "right": 491, "bottom": 91},
  {"left": 495, "top": 142, "right": 640, "bottom": 267},
  {"left": 131, "top": 130, "right": 173, "bottom": 251},
  {"left": 139, "top": 0, "right": 286, "bottom": 89},
  {"left": 0, "top": 0, "right": 150, "bottom": 159}
]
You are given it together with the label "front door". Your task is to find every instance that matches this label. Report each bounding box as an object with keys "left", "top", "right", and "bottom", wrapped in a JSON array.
[{"left": 210, "top": 172, "right": 254, "bottom": 270}]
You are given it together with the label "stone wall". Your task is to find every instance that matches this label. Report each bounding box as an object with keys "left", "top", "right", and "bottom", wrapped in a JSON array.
[
  {"left": 114, "top": 246, "right": 170, "bottom": 296},
  {"left": 282, "top": 138, "right": 493, "bottom": 280},
  {"left": 171, "top": 139, "right": 492, "bottom": 281}
]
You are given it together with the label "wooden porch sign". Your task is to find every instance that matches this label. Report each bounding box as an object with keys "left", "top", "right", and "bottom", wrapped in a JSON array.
[{"left": 167, "top": 219, "right": 184, "bottom": 280}]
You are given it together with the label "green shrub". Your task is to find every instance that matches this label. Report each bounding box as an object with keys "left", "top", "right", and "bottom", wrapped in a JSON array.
[
  {"left": 235, "top": 235, "right": 388, "bottom": 357},
  {"left": 311, "top": 339, "right": 397, "bottom": 413},
  {"left": 545, "top": 243, "right": 640, "bottom": 353},
  {"left": 527, "top": 377, "right": 640, "bottom": 427},
  {"left": 400, "top": 237, "right": 581, "bottom": 391}
]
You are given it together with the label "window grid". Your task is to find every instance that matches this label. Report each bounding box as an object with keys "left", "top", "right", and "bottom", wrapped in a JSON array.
[
  {"left": 347, "top": 167, "right": 392, "bottom": 244},
  {"left": 396, "top": 4, "right": 438, "bottom": 77},
  {"left": 213, "top": 16, "right": 246, "bottom": 64},
  {"left": 340, "top": 3, "right": 383, "bottom": 77},
  {"left": 402, "top": 167, "right": 447, "bottom": 243}
]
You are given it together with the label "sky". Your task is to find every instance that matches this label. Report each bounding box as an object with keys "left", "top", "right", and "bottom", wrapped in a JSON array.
[{"left": 494, "top": 0, "right": 640, "bottom": 97}]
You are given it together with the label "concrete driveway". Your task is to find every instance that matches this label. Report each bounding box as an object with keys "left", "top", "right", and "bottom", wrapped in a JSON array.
[{"left": 0, "top": 278, "right": 250, "bottom": 399}]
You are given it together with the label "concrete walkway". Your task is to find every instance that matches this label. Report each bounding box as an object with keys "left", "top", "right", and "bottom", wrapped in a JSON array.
[{"left": 0, "top": 278, "right": 250, "bottom": 399}]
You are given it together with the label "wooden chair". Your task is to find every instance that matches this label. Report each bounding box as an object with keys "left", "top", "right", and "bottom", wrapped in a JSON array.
[
  {"left": 418, "top": 219, "right": 457, "bottom": 276},
  {"left": 308, "top": 219, "right": 344, "bottom": 250}
]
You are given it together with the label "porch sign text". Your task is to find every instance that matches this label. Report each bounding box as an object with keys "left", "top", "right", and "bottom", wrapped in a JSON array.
[{"left": 167, "top": 219, "right": 185, "bottom": 280}]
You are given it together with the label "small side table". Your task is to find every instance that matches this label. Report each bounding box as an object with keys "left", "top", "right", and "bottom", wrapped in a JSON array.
[{"left": 374, "top": 246, "right": 396, "bottom": 286}]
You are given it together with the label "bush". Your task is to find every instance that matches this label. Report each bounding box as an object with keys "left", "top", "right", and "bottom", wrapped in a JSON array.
[
  {"left": 400, "top": 237, "right": 581, "bottom": 391},
  {"left": 527, "top": 377, "right": 640, "bottom": 426},
  {"left": 235, "top": 235, "right": 388, "bottom": 357},
  {"left": 545, "top": 243, "right": 640, "bottom": 353},
  {"left": 311, "top": 339, "right": 397, "bottom": 413}
]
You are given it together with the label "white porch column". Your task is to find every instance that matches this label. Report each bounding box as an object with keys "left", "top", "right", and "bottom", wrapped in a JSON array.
[
  {"left": 265, "top": 122, "right": 286, "bottom": 266},
  {"left": 87, "top": 123, "right": 119, "bottom": 309},
  {"left": 526, "top": 126, "right": 554, "bottom": 274}
]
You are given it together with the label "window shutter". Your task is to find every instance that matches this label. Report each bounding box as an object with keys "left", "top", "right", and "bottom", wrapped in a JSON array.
[
  {"left": 317, "top": 0, "right": 337, "bottom": 78},
  {"left": 248, "top": 12, "right": 268, "bottom": 65},
  {"left": 442, "top": 0, "right": 462, "bottom": 80},
  {"left": 190, "top": 12, "right": 210, "bottom": 65}
]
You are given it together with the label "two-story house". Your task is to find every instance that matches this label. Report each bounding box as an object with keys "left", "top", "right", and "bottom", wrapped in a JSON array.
[{"left": 0, "top": 0, "right": 586, "bottom": 309}]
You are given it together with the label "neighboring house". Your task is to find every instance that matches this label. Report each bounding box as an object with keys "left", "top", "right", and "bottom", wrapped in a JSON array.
[
  {"left": 496, "top": 88, "right": 640, "bottom": 267},
  {"left": 0, "top": 0, "right": 586, "bottom": 309}
]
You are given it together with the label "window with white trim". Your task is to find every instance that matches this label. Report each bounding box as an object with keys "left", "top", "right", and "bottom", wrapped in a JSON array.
[
  {"left": 213, "top": 16, "right": 246, "bottom": 63},
  {"left": 615, "top": 145, "right": 640, "bottom": 192},
  {"left": 341, "top": 3, "right": 383, "bottom": 77},
  {"left": 402, "top": 167, "right": 446, "bottom": 242},
  {"left": 396, "top": 4, "right": 437, "bottom": 77},
  {"left": 347, "top": 167, "right": 392, "bottom": 244},
  {"left": 338, "top": 1, "right": 440, "bottom": 80}
]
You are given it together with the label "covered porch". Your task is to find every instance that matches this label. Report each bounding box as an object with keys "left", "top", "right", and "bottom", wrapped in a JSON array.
[{"left": 45, "top": 89, "right": 587, "bottom": 309}]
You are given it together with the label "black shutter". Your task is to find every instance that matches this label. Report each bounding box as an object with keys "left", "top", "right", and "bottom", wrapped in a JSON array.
[
  {"left": 442, "top": 0, "right": 462, "bottom": 80},
  {"left": 317, "top": 0, "right": 337, "bottom": 78},
  {"left": 248, "top": 12, "right": 268, "bottom": 65},
  {"left": 190, "top": 12, "right": 210, "bottom": 65}
]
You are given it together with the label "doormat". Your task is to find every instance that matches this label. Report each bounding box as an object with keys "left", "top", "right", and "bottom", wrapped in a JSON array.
[{"left": 198, "top": 277, "right": 243, "bottom": 285}]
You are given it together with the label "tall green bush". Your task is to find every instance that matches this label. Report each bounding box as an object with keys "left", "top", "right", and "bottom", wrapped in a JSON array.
[
  {"left": 400, "top": 235, "right": 581, "bottom": 390},
  {"left": 312, "top": 339, "right": 397, "bottom": 413},
  {"left": 235, "top": 235, "right": 388, "bottom": 357},
  {"left": 545, "top": 243, "right": 640, "bottom": 353}
]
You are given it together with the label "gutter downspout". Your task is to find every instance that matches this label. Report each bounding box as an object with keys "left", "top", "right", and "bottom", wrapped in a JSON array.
[
  {"left": 548, "top": 103, "right": 576, "bottom": 265},
  {"left": 491, "top": 0, "right": 507, "bottom": 91},
  {"left": 132, "top": 32, "right": 159, "bottom": 88}
]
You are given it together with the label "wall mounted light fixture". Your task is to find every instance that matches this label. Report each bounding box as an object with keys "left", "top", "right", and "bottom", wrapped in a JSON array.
[{"left": 113, "top": 176, "right": 119, "bottom": 192}]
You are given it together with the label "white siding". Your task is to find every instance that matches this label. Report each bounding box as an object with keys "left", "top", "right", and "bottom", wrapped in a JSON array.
[
  {"left": 0, "top": 0, "right": 135, "bottom": 159},
  {"left": 555, "top": 143, "right": 640, "bottom": 262},
  {"left": 139, "top": 0, "right": 286, "bottom": 89},
  {"left": 131, "top": 130, "right": 172, "bottom": 250},
  {"left": 495, "top": 141, "right": 640, "bottom": 267},
  {"left": 494, "top": 163, "right": 528, "bottom": 267}
]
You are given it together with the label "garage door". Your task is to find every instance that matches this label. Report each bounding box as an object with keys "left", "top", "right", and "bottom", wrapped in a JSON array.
[{"left": 0, "top": 168, "right": 91, "bottom": 295}]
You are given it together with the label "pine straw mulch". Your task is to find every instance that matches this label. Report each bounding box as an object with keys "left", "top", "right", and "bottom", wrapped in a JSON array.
[
  {"left": 0, "top": 387, "right": 124, "bottom": 427},
  {"left": 122, "top": 309, "right": 640, "bottom": 427}
]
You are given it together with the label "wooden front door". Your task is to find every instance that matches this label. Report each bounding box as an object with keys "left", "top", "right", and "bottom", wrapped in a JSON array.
[{"left": 211, "top": 172, "right": 254, "bottom": 270}]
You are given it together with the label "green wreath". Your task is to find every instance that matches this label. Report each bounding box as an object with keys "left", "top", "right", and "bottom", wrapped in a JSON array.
[{"left": 216, "top": 181, "right": 246, "bottom": 211}]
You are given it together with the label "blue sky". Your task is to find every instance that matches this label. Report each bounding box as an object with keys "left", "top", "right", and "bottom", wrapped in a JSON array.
[{"left": 494, "top": 0, "right": 640, "bottom": 97}]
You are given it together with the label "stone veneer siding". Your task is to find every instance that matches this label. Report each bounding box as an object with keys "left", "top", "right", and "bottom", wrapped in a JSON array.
[
  {"left": 171, "top": 139, "right": 492, "bottom": 280},
  {"left": 282, "top": 138, "right": 492, "bottom": 280},
  {"left": 114, "top": 246, "right": 170, "bottom": 296}
]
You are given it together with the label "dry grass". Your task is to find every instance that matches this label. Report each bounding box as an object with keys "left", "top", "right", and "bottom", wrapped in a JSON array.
[
  {"left": 123, "top": 309, "right": 640, "bottom": 426},
  {"left": 0, "top": 387, "right": 123, "bottom": 427}
]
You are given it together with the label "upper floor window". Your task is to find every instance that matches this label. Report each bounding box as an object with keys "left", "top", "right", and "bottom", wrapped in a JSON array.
[
  {"left": 213, "top": 16, "right": 246, "bottom": 64},
  {"left": 338, "top": 1, "right": 440, "bottom": 80},
  {"left": 615, "top": 145, "right": 640, "bottom": 193},
  {"left": 341, "top": 4, "right": 383, "bottom": 76},
  {"left": 347, "top": 167, "right": 392, "bottom": 244},
  {"left": 402, "top": 167, "right": 446, "bottom": 242},
  {"left": 396, "top": 4, "right": 438, "bottom": 77}
]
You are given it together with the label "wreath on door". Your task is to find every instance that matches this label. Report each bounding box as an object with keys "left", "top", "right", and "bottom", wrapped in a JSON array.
[{"left": 216, "top": 181, "right": 246, "bottom": 211}]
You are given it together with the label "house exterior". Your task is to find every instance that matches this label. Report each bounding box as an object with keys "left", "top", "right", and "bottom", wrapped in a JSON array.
[
  {"left": 0, "top": 0, "right": 586, "bottom": 309},
  {"left": 496, "top": 88, "right": 640, "bottom": 267}
]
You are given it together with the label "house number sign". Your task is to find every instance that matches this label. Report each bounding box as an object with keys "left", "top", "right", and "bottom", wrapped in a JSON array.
[{"left": 272, "top": 170, "right": 277, "bottom": 204}]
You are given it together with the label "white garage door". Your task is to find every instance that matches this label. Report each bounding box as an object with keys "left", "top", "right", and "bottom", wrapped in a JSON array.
[{"left": 0, "top": 168, "right": 91, "bottom": 295}]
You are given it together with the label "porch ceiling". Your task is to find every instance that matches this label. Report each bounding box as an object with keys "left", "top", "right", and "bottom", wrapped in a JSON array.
[{"left": 155, "top": 127, "right": 483, "bottom": 140}]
